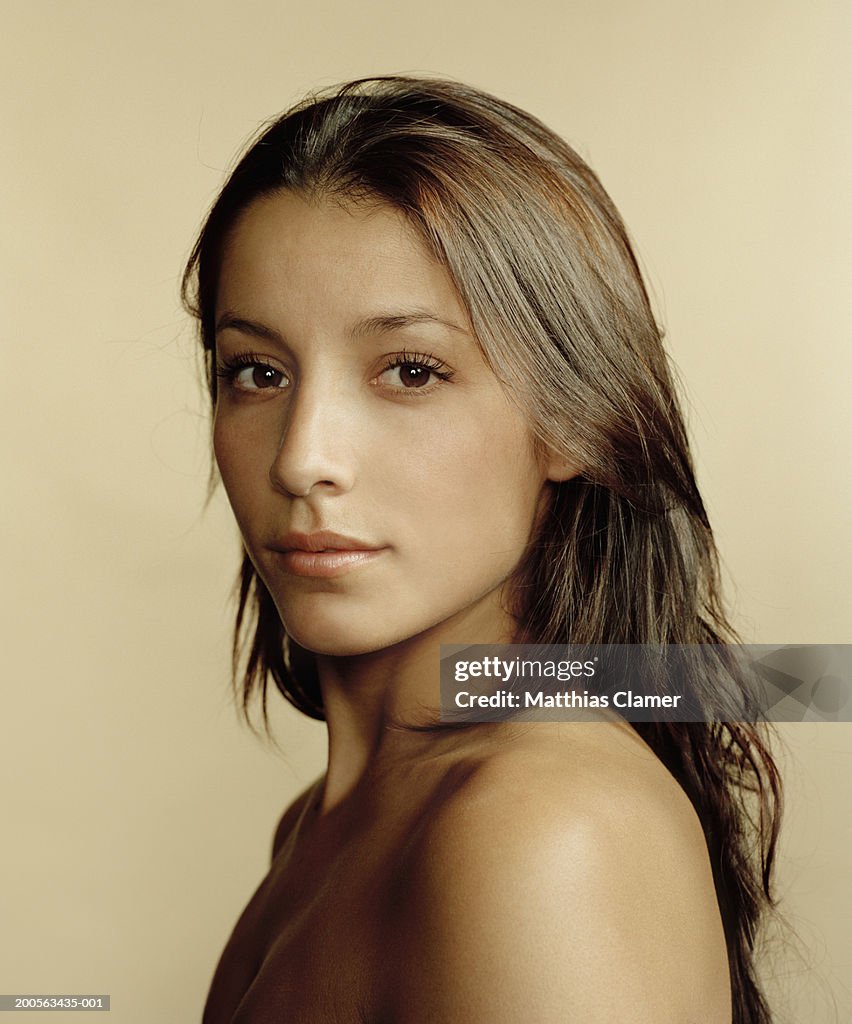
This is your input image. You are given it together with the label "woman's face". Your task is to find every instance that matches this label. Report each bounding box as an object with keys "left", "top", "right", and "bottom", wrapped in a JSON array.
[{"left": 213, "top": 191, "right": 570, "bottom": 656}]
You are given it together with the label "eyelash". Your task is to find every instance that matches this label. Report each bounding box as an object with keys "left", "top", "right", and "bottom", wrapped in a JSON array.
[
  {"left": 215, "top": 351, "right": 285, "bottom": 391},
  {"left": 377, "top": 350, "right": 455, "bottom": 393},
  {"left": 214, "top": 350, "right": 455, "bottom": 395}
]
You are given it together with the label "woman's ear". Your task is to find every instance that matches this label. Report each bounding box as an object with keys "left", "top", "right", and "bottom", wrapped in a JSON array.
[{"left": 543, "top": 449, "right": 581, "bottom": 483}]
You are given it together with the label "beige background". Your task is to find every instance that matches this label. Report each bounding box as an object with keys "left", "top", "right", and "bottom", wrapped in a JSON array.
[{"left": 2, "top": 1, "right": 849, "bottom": 1021}]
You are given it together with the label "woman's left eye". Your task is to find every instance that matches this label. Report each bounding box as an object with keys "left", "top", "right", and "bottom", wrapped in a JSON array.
[{"left": 377, "top": 353, "right": 454, "bottom": 392}]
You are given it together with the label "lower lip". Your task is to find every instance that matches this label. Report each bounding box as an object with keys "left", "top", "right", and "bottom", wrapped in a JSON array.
[{"left": 276, "top": 548, "right": 386, "bottom": 578}]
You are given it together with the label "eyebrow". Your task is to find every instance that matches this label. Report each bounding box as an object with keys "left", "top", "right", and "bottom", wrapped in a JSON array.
[
  {"left": 351, "top": 311, "right": 467, "bottom": 337},
  {"left": 215, "top": 313, "right": 281, "bottom": 342},
  {"left": 214, "top": 309, "right": 467, "bottom": 341}
]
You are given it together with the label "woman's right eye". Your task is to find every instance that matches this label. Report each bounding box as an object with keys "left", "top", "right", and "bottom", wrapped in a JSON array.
[{"left": 216, "top": 357, "right": 290, "bottom": 392}]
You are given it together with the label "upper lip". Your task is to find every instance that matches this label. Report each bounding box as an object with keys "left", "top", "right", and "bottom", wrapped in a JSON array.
[{"left": 275, "top": 530, "right": 381, "bottom": 553}]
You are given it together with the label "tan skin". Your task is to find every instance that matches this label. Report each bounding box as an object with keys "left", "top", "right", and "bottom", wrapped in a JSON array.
[{"left": 203, "top": 191, "right": 732, "bottom": 1023}]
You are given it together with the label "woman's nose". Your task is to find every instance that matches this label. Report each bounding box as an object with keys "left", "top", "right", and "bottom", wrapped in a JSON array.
[{"left": 268, "top": 380, "right": 356, "bottom": 498}]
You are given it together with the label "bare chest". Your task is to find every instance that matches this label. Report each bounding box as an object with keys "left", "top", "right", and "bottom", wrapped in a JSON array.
[{"left": 202, "top": 820, "right": 407, "bottom": 1023}]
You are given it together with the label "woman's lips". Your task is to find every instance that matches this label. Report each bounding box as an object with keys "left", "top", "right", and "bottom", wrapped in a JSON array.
[
  {"left": 270, "top": 530, "right": 387, "bottom": 578},
  {"left": 275, "top": 547, "right": 386, "bottom": 578}
]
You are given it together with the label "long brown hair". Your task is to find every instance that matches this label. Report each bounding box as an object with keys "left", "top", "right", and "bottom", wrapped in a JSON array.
[{"left": 182, "top": 76, "right": 782, "bottom": 1023}]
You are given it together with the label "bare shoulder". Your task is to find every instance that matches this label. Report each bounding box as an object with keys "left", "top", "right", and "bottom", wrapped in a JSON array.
[{"left": 384, "top": 724, "right": 731, "bottom": 1023}]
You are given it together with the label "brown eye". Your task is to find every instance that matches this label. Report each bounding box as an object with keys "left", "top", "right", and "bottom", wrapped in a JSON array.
[
  {"left": 217, "top": 360, "right": 290, "bottom": 392},
  {"left": 376, "top": 353, "right": 453, "bottom": 393},
  {"left": 397, "top": 364, "right": 432, "bottom": 388},
  {"left": 243, "top": 365, "right": 287, "bottom": 389}
]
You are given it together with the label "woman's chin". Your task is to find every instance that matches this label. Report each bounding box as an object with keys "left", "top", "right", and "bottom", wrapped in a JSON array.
[
  {"left": 290, "top": 635, "right": 385, "bottom": 659},
  {"left": 283, "top": 617, "right": 402, "bottom": 659},
  {"left": 283, "top": 612, "right": 439, "bottom": 661}
]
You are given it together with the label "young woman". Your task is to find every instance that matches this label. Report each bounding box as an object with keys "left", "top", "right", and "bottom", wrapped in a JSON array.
[{"left": 183, "top": 76, "right": 781, "bottom": 1023}]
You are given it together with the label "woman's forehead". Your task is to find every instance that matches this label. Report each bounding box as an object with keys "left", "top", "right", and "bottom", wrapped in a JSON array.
[{"left": 216, "top": 191, "right": 468, "bottom": 326}]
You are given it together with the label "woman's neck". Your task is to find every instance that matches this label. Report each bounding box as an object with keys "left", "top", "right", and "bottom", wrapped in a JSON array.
[{"left": 314, "top": 590, "right": 516, "bottom": 813}]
